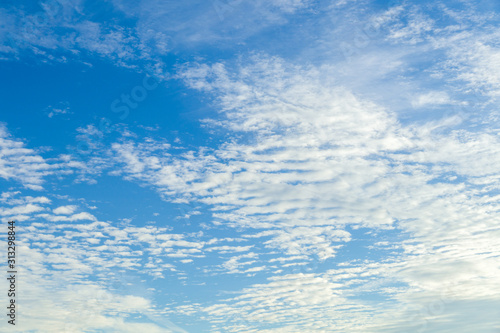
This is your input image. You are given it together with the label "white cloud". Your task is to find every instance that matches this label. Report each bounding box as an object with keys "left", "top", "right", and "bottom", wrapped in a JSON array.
[
  {"left": 53, "top": 205, "right": 77, "bottom": 215},
  {"left": 411, "top": 91, "right": 455, "bottom": 108},
  {"left": 0, "top": 192, "right": 206, "bottom": 332},
  {"left": 194, "top": 273, "right": 372, "bottom": 331},
  {"left": 4, "top": 2, "right": 500, "bottom": 331},
  {"left": 102, "top": 53, "right": 500, "bottom": 330},
  {"left": 206, "top": 245, "right": 254, "bottom": 253},
  {"left": 0, "top": 0, "right": 316, "bottom": 73},
  {"left": 0, "top": 125, "right": 81, "bottom": 190},
  {"left": 271, "top": 0, "right": 311, "bottom": 13},
  {"left": 0, "top": 203, "right": 45, "bottom": 216},
  {"left": 387, "top": 8, "right": 434, "bottom": 44},
  {"left": 38, "top": 211, "right": 98, "bottom": 222},
  {"left": 46, "top": 101, "right": 71, "bottom": 118},
  {"left": 451, "top": 41, "right": 500, "bottom": 97}
]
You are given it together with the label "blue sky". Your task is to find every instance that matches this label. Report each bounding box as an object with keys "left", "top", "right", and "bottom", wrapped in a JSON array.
[{"left": 1, "top": 0, "right": 500, "bottom": 332}]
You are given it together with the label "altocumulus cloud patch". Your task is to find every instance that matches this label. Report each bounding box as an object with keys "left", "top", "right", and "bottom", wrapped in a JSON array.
[{"left": 0, "top": 0, "right": 500, "bottom": 332}]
